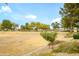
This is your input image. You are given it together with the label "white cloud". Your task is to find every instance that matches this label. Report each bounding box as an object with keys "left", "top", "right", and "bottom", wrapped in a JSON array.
[
  {"left": 24, "top": 15, "right": 37, "bottom": 20},
  {"left": 0, "top": 5, "right": 12, "bottom": 13},
  {"left": 51, "top": 18, "right": 61, "bottom": 23}
]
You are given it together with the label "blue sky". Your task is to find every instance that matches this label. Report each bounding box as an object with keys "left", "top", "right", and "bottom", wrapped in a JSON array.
[{"left": 0, "top": 3, "right": 63, "bottom": 25}]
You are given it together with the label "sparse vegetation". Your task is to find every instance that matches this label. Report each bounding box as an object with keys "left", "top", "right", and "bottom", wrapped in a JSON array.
[{"left": 52, "top": 41, "right": 79, "bottom": 53}]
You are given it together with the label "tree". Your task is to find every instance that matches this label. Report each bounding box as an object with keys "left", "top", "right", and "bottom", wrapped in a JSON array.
[
  {"left": 41, "top": 24, "right": 49, "bottom": 30},
  {"left": 20, "top": 25, "right": 25, "bottom": 31},
  {"left": 25, "top": 23, "right": 29, "bottom": 30},
  {"left": 30, "top": 22, "right": 49, "bottom": 31},
  {"left": 20, "top": 22, "right": 49, "bottom": 31},
  {"left": 0, "top": 23, "right": 1, "bottom": 31},
  {"left": 30, "top": 22, "right": 37, "bottom": 30},
  {"left": 51, "top": 22, "right": 60, "bottom": 30},
  {"left": 1, "top": 19, "right": 12, "bottom": 31},
  {"left": 59, "top": 3, "right": 79, "bottom": 32},
  {"left": 12, "top": 22, "right": 18, "bottom": 31}
]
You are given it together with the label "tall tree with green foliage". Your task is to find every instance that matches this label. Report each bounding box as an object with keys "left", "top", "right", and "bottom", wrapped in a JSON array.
[
  {"left": 1, "top": 19, "right": 12, "bottom": 31},
  {"left": 59, "top": 3, "right": 79, "bottom": 31}
]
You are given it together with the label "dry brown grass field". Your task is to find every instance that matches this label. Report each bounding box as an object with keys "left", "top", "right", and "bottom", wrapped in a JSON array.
[{"left": 0, "top": 32, "right": 49, "bottom": 56}]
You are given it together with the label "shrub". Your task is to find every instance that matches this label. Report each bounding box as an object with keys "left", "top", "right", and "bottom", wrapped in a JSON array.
[
  {"left": 52, "top": 41, "right": 79, "bottom": 53},
  {"left": 40, "top": 31, "right": 57, "bottom": 43},
  {"left": 73, "top": 33, "right": 79, "bottom": 39}
]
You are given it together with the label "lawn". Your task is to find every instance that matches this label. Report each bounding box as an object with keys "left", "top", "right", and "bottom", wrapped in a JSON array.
[{"left": 0, "top": 32, "right": 49, "bottom": 56}]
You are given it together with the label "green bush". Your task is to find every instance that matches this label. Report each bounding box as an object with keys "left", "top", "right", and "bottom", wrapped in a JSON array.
[
  {"left": 73, "top": 33, "right": 79, "bottom": 39},
  {"left": 53, "top": 41, "right": 79, "bottom": 53},
  {"left": 40, "top": 31, "right": 57, "bottom": 43}
]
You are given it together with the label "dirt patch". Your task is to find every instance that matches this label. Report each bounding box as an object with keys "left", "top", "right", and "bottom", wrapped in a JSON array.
[{"left": 0, "top": 32, "right": 49, "bottom": 55}]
